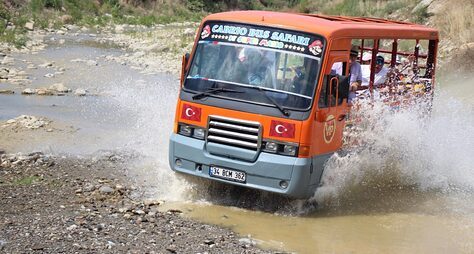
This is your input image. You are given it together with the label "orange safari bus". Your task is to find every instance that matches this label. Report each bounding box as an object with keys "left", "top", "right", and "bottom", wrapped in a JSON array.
[{"left": 169, "top": 11, "right": 439, "bottom": 198}]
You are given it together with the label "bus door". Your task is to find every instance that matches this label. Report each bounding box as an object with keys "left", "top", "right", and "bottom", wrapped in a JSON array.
[{"left": 314, "top": 53, "right": 350, "bottom": 154}]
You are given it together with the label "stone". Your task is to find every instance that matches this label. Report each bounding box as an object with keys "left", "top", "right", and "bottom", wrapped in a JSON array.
[
  {"left": 133, "top": 209, "right": 146, "bottom": 215},
  {"left": 144, "top": 200, "right": 160, "bottom": 207},
  {"left": 36, "top": 89, "right": 55, "bottom": 96},
  {"left": 24, "top": 21, "right": 34, "bottom": 31},
  {"left": 60, "top": 15, "right": 73, "bottom": 24},
  {"left": 165, "top": 245, "right": 177, "bottom": 253},
  {"left": 0, "top": 68, "right": 8, "bottom": 78},
  {"left": 0, "top": 90, "right": 14, "bottom": 94},
  {"left": 86, "top": 60, "right": 98, "bottom": 66},
  {"left": 44, "top": 73, "right": 55, "bottom": 78},
  {"left": 412, "top": 0, "right": 434, "bottom": 13},
  {"left": 183, "top": 28, "right": 195, "bottom": 36},
  {"left": 1, "top": 56, "right": 14, "bottom": 65},
  {"left": 21, "top": 88, "right": 35, "bottom": 95},
  {"left": 238, "top": 238, "right": 256, "bottom": 246},
  {"left": 99, "top": 185, "right": 114, "bottom": 194},
  {"left": 83, "top": 183, "right": 95, "bottom": 192},
  {"left": 115, "top": 25, "right": 126, "bottom": 33},
  {"left": 49, "top": 83, "right": 69, "bottom": 93},
  {"left": 204, "top": 240, "right": 215, "bottom": 245},
  {"left": 74, "top": 88, "right": 87, "bottom": 96},
  {"left": 39, "top": 62, "right": 53, "bottom": 68},
  {"left": 70, "top": 58, "right": 84, "bottom": 63},
  {"left": 67, "top": 224, "right": 78, "bottom": 231},
  {"left": 167, "top": 209, "right": 183, "bottom": 214},
  {"left": 106, "top": 241, "right": 116, "bottom": 249}
]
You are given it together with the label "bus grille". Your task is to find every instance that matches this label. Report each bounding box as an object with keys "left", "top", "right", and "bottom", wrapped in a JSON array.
[{"left": 206, "top": 116, "right": 262, "bottom": 150}]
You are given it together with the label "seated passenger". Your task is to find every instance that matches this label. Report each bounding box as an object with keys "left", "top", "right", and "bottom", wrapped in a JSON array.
[
  {"left": 242, "top": 48, "right": 274, "bottom": 88},
  {"left": 348, "top": 46, "right": 362, "bottom": 102},
  {"left": 361, "top": 55, "right": 389, "bottom": 88}
]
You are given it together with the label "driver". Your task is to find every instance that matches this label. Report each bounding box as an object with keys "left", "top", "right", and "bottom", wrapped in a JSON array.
[{"left": 242, "top": 48, "right": 274, "bottom": 88}]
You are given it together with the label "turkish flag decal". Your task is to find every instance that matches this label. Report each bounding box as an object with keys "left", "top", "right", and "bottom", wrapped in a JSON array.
[
  {"left": 269, "top": 120, "right": 295, "bottom": 138},
  {"left": 181, "top": 103, "right": 201, "bottom": 122}
]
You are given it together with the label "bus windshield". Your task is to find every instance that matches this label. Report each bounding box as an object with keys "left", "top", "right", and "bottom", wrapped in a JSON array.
[{"left": 185, "top": 41, "right": 321, "bottom": 110}]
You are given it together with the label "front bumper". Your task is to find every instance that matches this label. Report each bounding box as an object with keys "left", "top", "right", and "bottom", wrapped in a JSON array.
[{"left": 169, "top": 133, "right": 328, "bottom": 199}]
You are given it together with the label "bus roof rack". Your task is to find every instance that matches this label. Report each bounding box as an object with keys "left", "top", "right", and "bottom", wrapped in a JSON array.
[{"left": 302, "top": 14, "right": 414, "bottom": 25}]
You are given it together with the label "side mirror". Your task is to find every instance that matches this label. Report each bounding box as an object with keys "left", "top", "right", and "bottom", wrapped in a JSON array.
[{"left": 180, "top": 53, "right": 190, "bottom": 86}]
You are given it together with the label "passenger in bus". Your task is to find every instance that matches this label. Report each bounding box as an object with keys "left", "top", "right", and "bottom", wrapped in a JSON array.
[
  {"left": 247, "top": 64, "right": 273, "bottom": 88},
  {"left": 241, "top": 48, "right": 274, "bottom": 88},
  {"left": 361, "top": 55, "right": 389, "bottom": 88},
  {"left": 348, "top": 46, "right": 362, "bottom": 102},
  {"left": 361, "top": 52, "right": 372, "bottom": 65}
]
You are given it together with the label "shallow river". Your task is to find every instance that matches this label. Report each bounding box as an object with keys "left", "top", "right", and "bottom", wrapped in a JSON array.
[{"left": 1, "top": 36, "right": 473, "bottom": 253}]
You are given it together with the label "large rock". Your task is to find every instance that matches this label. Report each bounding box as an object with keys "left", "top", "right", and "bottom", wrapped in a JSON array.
[
  {"left": 49, "top": 83, "right": 69, "bottom": 93},
  {"left": 21, "top": 88, "right": 35, "bottom": 95},
  {"left": 0, "top": 68, "right": 8, "bottom": 79},
  {"left": 6, "top": 115, "right": 48, "bottom": 129},
  {"left": 36, "top": 89, "right": 55, "bottom": 96},
  {"left": 0, "top": 90, "right": 14, "bottom": 94}
]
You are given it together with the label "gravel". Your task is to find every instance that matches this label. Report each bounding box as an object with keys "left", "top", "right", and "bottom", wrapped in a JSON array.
[{"left": 0, "top": 154, "right": 273, "bottom": 253}]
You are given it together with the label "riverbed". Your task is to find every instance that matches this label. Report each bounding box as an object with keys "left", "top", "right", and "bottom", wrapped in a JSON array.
[{"left": 1, "top": 29, "right": 473, "bottom": 254}]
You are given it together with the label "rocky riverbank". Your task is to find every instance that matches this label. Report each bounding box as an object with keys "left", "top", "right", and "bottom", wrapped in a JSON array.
[
  {"left": 0, "top": 153, "right": 272, "bottom": 253},
  {"left": 0, "top": 23, "right": 276, "bottom": 253},
  {"left": 0, "top": 22, "right": 196, "bottom": 98}
]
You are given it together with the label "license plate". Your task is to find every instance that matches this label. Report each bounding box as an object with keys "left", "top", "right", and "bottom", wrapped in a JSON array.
[{"left": 209, "top": 166, "right": 246, "bottom": 183}]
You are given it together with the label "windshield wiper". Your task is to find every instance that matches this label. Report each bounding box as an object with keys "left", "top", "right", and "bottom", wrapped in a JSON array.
[
  {"left": 245, "top": 86, "right": 290, "bottom": 117},
  {"left": 192, "top": 87, "right": 243, "bottom": 100}
]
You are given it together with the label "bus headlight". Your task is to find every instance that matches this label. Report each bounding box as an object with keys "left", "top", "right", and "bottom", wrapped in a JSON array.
[
  {"left": 263, "top": 141, "right": 278, "bottom": 153},
  {"left": 262, "top": 140, "right": 298, "bottom": 157},
  {"left": 178, "top": 124, "right": 192, "bottom": 136},
  {"left": 282, "top": 144, "right": 297, "bottom": 156},
  {"left": 178, "top": 123, "right": 205, "bottom": 140},
  {"left": 192, "top": 128, "right": 205, "bottom": 140}
]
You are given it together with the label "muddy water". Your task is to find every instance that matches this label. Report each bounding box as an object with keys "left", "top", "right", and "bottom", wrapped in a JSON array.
[{"left": 2, "top": 35, "right": 473, "bottom": 253}]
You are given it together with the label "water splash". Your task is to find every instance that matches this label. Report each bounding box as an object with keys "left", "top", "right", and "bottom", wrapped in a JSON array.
[
  {"left": 107, "top": 75, "right": 191, "bottom": 201},
  {"left": 313, "top": 88, "right": 474, "bottom": 213}
]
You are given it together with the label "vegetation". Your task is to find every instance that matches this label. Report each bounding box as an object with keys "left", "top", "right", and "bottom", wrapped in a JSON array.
[{"left": 0, "top": 0, "right": 472, "bottom": 50}]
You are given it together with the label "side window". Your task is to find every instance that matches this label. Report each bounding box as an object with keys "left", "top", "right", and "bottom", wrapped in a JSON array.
[
  {"left": 319, "top": 60, "right": 349, "bottom": 108},
  {"left": 318, "top": 73, "right": 349, "bottom": 108}
]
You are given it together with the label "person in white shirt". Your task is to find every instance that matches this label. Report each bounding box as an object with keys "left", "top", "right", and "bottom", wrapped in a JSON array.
[
  {"left": 361, "top": 55, "right": 389, "bottom": 88},
  {"left": 348, "top": 47, "right": 362, "bottom": 102}
]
